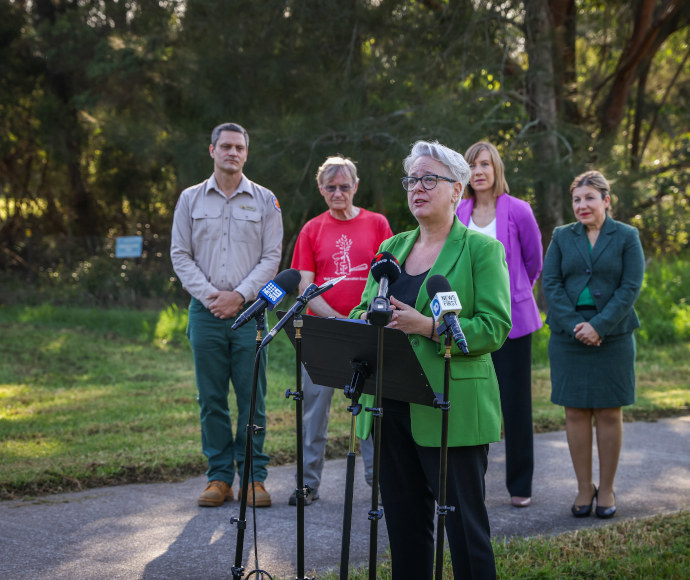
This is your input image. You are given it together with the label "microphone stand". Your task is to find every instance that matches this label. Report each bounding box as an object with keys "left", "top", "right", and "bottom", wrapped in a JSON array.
[
  {"left": 261, "top": 278, "right": 341, "bottom": 579},
  {"left": 339, "top": 361, "right": 370, "bottom": 580},
  {"left": 284, "top": 312, "right": 312, "bottom": 580},
  {"left": 432, "top": 326, "right": 455, "bottom": 580},
  {"left": 365, "top": 301, "right": 392, "bottom": 580},
  {"left": 231, "top": 312, "right": 271, "bottom": 580}
]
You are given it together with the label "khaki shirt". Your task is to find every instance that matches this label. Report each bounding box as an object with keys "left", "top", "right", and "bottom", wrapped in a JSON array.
[{"left": 170, "top": 173, "right": 284, "bottom": 309}]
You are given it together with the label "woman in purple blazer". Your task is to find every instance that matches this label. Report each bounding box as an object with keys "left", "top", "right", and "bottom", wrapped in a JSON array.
[{"left": 456, "top": 141, "right": 543, "bottom": 507}]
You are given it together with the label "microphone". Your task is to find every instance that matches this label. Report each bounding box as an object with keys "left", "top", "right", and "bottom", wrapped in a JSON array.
[
  {"left": 426, "top": 274, "right": 470, "bottom": 354},
  {"left": 370, "top": 252, "right": 401, "bottom": 299},
  {"left": 259, "top": 275, "right": 347, "bottom": 349},
  {"left": 367, "top": 252, "right": 401, "bottom": 326},
  {"left": 231, "top": 268, "right": 301, "bottom": 330}
]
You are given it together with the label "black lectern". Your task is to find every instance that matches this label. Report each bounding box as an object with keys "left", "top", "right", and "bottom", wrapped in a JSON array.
[{"left": 278, "top": 315, "right": 437, "bottom": 406}]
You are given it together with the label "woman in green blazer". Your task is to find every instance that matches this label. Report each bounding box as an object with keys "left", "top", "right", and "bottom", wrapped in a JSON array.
[
  {"left": 543, "top": 170, "right": 645, "bottom": 520},
  {"left": 350, "top": 140, "right": 511, "bottom": 579}
]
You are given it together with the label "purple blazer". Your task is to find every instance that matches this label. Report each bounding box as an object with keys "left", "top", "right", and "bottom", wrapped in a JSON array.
[{"left": 457, "top": 193, "right": 543, "bottom": 338}]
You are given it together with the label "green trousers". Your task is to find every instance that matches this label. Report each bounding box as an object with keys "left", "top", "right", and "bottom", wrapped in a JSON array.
[{"left": 187, "top": 297, "right": 269, "bottom": 484}]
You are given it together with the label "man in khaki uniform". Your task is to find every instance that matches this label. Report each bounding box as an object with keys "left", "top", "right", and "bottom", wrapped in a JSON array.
[{"left": 171, "top": 122, "right": 283, "bottom": 507}]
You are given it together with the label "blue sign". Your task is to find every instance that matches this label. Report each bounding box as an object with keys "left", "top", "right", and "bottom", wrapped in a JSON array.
[{"left": 115, "top": 236, "right": 143, "bottom": 258}]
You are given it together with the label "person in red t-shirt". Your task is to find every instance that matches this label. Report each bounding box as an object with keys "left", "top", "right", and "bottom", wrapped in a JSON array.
[{"left": 288, "top": 155, "right": 393, "bottom": 505}]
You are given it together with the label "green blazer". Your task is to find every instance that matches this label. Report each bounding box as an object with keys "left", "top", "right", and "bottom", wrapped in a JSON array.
[
  {"left": 349, "top": 218, "right": 512, "bottom": 447},
  {"left": 543, "top": 216, "right": 645, "bottom": 338}
]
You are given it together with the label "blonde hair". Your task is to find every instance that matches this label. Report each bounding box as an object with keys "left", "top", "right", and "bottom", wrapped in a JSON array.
[
  {"left": 316, "top": 156, "right": 358, "bottom": 186},
  {"left": 463, "top": 141, "right": 509, "bottom": 199}
]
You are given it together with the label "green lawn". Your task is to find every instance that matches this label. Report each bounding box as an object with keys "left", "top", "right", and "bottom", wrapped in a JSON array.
[{"left": 1, "top": 305, "right": 687, "bottom": 499}]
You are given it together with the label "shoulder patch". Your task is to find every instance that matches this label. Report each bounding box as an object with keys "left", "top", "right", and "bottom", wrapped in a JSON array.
[{"left": 272, "top": 196, "right": 281, "bottom": 212}]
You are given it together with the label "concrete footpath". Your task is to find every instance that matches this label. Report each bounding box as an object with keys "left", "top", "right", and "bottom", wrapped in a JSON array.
[{"left": 1, "top": 415, "right": 688, "bottom": 579}]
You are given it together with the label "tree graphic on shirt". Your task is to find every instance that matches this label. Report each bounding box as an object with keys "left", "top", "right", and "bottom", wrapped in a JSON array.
[
  {"left": 332, "top": 234, "right": 370, "bottom": 277},
  {"left": 332, "top": 235, "right": 353, "bottom": 276}
]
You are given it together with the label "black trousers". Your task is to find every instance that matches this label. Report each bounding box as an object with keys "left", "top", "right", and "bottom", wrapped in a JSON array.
[
  {"left": 491, "top": 334, "right": 534, "bottom": 497},
  {"left": 378, "top": 399, "right": 496, "bottom": 580}
]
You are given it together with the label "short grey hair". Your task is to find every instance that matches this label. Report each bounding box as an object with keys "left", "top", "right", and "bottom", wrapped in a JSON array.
[
  {"left": 211, "top": 122, "right": 249, "bottom": 148},
  {"left": 316, "top": 155, "right": 359, "bottom": 186},
  {"left": 403, "top": 140, "right": 471, "bottom": 194}
]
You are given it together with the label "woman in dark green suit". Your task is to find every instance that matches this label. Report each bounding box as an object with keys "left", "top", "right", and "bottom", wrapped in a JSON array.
[
  {"left": 350, "top": 140, "right": 511, "bottom": 579},
  {"left": 543, "top": 170, "right": 645, "bottom": 519}
]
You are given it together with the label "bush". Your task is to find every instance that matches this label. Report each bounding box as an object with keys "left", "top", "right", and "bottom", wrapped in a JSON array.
[
  {"left": 531, "top": 252, "right": 689, "bottom": 363},
  {"left": 0, "top": 233, "right": 187, "bottom": 309},
  {"left": 636, "top": 253, "right": 690, "bottom": 345}
]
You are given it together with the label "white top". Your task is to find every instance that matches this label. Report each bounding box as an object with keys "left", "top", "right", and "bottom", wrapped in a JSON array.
[{"left": 468, "top": 216, "right": 497, "bottom": 239}]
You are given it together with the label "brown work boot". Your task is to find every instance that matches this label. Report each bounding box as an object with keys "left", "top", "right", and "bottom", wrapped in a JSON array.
[
  {"left": 198, "top": 480, "right": 234, "bottom": 507},
  {"left": 239, "top": 481, "right": 272, "bottom": 507}
]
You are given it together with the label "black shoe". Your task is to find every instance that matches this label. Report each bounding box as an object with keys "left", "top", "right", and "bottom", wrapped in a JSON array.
[
  {"left": 595, "top": 492, "right": 616, "bottom": 519},
  {"left": 288, "top": 487, "right": 319, "bottom": 506},
  {"left": 571, "top": 485, "right": 597, "bottom": 518}
]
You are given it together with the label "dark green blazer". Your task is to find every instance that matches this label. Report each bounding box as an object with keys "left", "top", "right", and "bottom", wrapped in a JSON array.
[
  {"left": 350, "top": 218, "right": 511, "bottom": 447},
  {"left": 543, "top": 216, "right": 645, "bottom": 338}
]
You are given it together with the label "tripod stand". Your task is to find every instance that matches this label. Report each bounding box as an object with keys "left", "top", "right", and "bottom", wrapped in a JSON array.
[
  {"left": 283, "top": 312, "right": 313, "bottom": 580},
  {"left": 231, "top": 312, "right": 272, "bottom": 580},
  {"left": 278, "top": 315, "right": 436, "bottom": 578}
]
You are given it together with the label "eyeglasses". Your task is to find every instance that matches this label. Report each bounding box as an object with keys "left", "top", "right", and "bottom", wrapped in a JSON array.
[
  {"left": 400, "top": 174, "right": 457, "bottom": 191},
  {"left": 323, "top": 184, "right": 353, "bottom": 193}
]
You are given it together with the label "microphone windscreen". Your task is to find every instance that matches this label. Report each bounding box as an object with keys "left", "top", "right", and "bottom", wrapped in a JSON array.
[
  {"left": 426, "top": 274, "right": 452, "bottom": 298},
  {"left": 370, "top": 252, "right": 401, "bottom": 284},
  {"left": 274, "top": 268, "right": 302, "bottom": 293}
]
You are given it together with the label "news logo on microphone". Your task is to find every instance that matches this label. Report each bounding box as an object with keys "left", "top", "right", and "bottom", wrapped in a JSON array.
[
  {"left": 431, "top": 292, "right": 463, "bottom": 321},
  {"left": 371, "top": 252, "right": 401, "bottom": 275},
  {"left": 258, "top": 279, "right": 287, "bottom": 310}
]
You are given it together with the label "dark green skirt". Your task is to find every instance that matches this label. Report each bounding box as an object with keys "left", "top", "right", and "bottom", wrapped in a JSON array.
[{"left": 549, "top": 328, "right": 636, "bottom": 409}]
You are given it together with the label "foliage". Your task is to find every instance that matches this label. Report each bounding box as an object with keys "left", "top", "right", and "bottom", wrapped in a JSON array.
[
  {"left": 635, "top": 251, "right": 690, "bottom": 344},
  {"left": 1, "top": 0, "right": 687, "bottom": 278}
]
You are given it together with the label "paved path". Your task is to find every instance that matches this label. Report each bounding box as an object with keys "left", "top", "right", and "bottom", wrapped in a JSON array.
[{"left": 1, "top": 416, "right": 688, "bottom": 579}]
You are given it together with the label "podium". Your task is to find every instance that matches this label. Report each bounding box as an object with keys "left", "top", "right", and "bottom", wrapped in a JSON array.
[{"left": 278, "top": 314, "right": 437, "bottom": 406}]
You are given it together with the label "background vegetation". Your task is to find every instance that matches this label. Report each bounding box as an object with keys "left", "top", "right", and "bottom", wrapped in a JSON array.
[
  {"left": 1, "top": 0, "right": 689, "bottom": 292},
  {"left": 1, "top": 256, "right": 688, "bottom": 500}
]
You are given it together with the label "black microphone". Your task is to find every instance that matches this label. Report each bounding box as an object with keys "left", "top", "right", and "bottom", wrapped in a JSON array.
[
  {"left": 426, "top": 274, "right": 470, "bottom": 354},
  {"left": 367, "top": 252, "right": 401, "bottom": 326},
  {"left": 259, "top": 274, "right": 347, "bottom": 349},
  {"left": 258, "top": 283, "right": 318, "bottom": 349},
  {"left": 231, "top": 268, "right": 301, "bottom": 330}
]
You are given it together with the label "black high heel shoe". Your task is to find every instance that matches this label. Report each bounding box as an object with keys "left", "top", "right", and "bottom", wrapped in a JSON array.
[
  {"left": 571, "top": 485, "right": 597, "bottom": 518},
  {"left": 595, "top": 491, "right": 617, "bottom": 519}
]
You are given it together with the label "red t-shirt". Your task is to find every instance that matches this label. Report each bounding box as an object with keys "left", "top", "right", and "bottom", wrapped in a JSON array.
[{"left": 291, "top": 209, "right": 393, "bottom": 316}]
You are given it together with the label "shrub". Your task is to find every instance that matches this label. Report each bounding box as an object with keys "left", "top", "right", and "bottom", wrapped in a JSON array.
[{"left": 636, "top": 253, "right": 690, "bottom": 345}]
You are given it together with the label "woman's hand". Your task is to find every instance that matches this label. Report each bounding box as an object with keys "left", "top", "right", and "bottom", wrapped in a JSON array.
[
  {"left": 388, "top": 296, "right": 435, "bottom": 338},
  {"left": 573, "top": 321, "right": 602, "bottom": 346}
]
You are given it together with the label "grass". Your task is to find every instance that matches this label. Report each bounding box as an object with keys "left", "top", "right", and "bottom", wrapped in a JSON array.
[
  {"left": 1, "top": 304, "right": 688, "bottom": 499},
  {"left": 324, "top": 511, "right": 690, "bottom": 579}
]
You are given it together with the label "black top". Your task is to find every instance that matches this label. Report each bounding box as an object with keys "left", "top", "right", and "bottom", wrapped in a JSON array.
[{"left": 388, "top": 262, "right": 430, "bottom": 308}]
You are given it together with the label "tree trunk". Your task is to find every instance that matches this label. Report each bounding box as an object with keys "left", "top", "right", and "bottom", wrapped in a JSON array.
[
  {"left": 524, "top": 0, "right": 563, "bottom": 250},
  {"left": 595, "top": 0, "right": 689, "bottom": 161},
  {"left": 34, "top": 0, "right": 102, "bottom": 245}
]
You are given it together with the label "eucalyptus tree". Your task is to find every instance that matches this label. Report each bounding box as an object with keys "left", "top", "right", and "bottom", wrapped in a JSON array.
[{"left": 1, "top": 0, "right": 182, "bottom": 255}]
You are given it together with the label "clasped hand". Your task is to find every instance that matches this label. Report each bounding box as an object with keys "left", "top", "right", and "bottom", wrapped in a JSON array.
[
  {"left": 208, "top": 290, "right": 244, "bottom": 319},
  {"left": 573, "top": 321, "right": 602, "bottom": 346}
]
